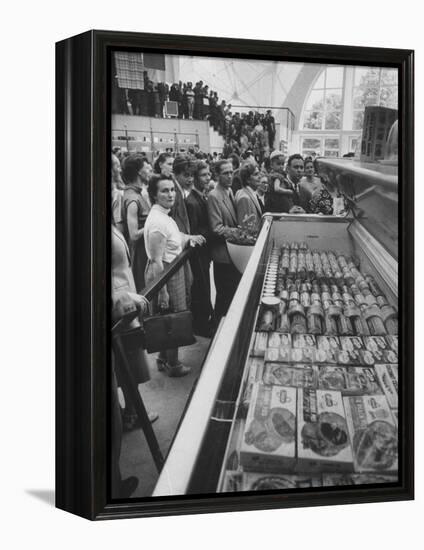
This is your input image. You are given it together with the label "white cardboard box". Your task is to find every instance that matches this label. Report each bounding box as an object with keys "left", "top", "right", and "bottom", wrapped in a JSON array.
[
  {"left": 240, "top": 383, "right": 297, "bottom": 472},
  {"left": 343, "top": 394, "right": 398, "bottom": 473}
]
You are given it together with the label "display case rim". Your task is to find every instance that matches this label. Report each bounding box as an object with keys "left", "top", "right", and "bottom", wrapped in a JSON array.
[{"left": 56, "top": 29, "right": 414, "bottom": 520}]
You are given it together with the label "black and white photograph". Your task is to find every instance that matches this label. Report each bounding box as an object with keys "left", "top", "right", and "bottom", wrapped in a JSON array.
[
  {"left": 2, "top": 0, "right": 422, "bottom": 543},
  {"left": 109, "top": 51, "right": 402, "bottom": 500}
]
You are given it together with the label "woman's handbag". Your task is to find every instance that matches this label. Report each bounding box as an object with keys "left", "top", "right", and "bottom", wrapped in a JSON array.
[{"left": 142, "top": 310, "right": 196, "bottom": 353}]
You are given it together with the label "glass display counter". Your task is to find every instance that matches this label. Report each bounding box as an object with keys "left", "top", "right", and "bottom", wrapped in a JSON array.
[{"left": 153, "top": 160, "right": 398, "bottom": 497}]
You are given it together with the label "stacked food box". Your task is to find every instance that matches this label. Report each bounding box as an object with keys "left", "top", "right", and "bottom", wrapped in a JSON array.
[{"left": 220, "top": 243, "right": 399, "bottom": 492}]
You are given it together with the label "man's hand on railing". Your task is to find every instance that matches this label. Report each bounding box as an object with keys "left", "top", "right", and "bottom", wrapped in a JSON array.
[{"left": 189, "top": 235, "right": 206, "bottom": 247}]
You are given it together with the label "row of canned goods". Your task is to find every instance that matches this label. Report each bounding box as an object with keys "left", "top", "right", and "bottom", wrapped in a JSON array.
[{"left": 260, "top": 246, "right": 397, "bottom": 336}]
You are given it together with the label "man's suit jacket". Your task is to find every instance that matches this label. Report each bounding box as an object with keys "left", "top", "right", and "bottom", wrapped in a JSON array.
[
  {"left": 170, "top": 178, "right": 190, "bottom": 234},
  {"left": 207, "top": 184, "right": 238, "bottom": 264},
  {"left": 185, "top": 188, "right": 211, "bottom": 260},
  {"left": 235, "top": 186, "right": 263, "bottom": 228},
  {"left": 185, "top": 189, "right": 211, "bottom": 240}
]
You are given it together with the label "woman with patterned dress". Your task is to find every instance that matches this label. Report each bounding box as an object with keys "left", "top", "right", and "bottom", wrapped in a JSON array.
[
  {"left": 300, "top": 158, "right": 334, "bottom": 215},
  {"left": 144, "top": 174, "right": 205, "bottom": 377}
]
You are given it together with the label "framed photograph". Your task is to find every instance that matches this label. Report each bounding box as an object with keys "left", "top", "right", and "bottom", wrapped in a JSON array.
[{"left": 56, "top": 30, "right": 414, "bottom": 520}]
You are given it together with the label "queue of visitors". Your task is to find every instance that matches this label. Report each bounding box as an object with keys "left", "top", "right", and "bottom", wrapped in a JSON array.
[
  {"left": 112, "top": 147, "right": 345, "bottom": 342},
  {"left": 110, "top": 145, "right": 346, "bottom": 496}
]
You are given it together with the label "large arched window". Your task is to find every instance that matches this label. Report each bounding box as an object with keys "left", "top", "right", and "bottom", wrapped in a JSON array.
[
  {"left": 352, "top": 67, "right": 398, "bottom": 130},
  {"left": 297, "top": 65, "right": 398, "bottom": 158},
  {"left": 302, "top": 67, "right": 344, "bottom": 130}
]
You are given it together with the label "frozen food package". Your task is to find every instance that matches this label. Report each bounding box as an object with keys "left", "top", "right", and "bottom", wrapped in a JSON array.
[
  {"left": 316, "top": 366, "right": 348, "bottom": 392},
  {"left": 252, "top": 332, "right": 269, "bottom": 357},
  {"left": 240, "top": 383, "right": 297, "bottom": 472},
  {"left": 314, "top": 348, "right": 337, "bottom": 364},
  {"left": 339, "top": 336, "right": 365, "bottom": 351},
  {"left": 242, "top": 357, "right": 265, "bottom": 406},
  {"left": 263, "top": 363, "right": 317, "bottom": 389},
  {"left": 343, "top": 394, "right": 398, "bottom": 473},
  {"left": 297, "top": 388, "right": 354, "bottom": 472},
  {"left": 382, "top": 350, "right": 398, "bottom": 364},
  {"left": 316, "top": 366, "right": 382, "bottom": 396},
  {"left": 268, "top": 332, "right": 292, "bottom": 349},
  {"left": 322, "top": 473, "right": 398, "bottom": 486},
  {"left": 344, "top": 366, "right": 382, "bottom": 396},
  {"left": 363, "top": 336, "right": 389, "bottom": 352},
  {"left": 385, "top": 335, "right": 399, "bottom": 353},
  {"left": 292, "top": 334, "right": 317, "bottom": 348},
  {"left": 264, "top": 347, "right": 291, "bottom": 363},
  {"left": 242, "top": 472, "right": 322, "bottom": 491},
  {"left": 335, "top": 349, "right": 362, "bottom": 365},
  {"left": 358, "top": 350, "right": 376, "bottom": 365},
  {"left": 317, "top": 335, "right": 341, "bottom": 351},
  {"left": 220, "top": 471, "right": 243, "bottom": 492},
  {"left": 375, "top": 364, "right": 398, "bottom": 409},
  {"left": 290, "top": 347, "right": 316, "bottom": 363}
]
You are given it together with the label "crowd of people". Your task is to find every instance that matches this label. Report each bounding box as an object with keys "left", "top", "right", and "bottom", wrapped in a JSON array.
[
  {"left": 112, "top": 146, "right": 345, "bottom": 341},
  {"left": 113, "top": 73, "right": 220, "bottom": 122},
  {"left": 112, "top": 72, "right": 277, "bottom": 162},
  {"left": 110, "top": 145, "right": 345, "bottom": 496}
]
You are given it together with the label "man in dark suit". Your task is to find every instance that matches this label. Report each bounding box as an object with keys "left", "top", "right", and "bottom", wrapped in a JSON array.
[
  {"left": 266, "top": 152, "right": 311, "bottom": 213},
  {"left": 283, "top": 154, "right": 312, "bottom": 213},
  {"left": 185, "top": 161, "right": 214, "bottom": 336},
  {"left": 171, "top": 155, "right": 192, "bottom": 233},
  {"left": 169, "top": 155, "right": 194, "bottom": 293},
  {"left": 207, "top": 160, "right": 241, "bottom": 322}
]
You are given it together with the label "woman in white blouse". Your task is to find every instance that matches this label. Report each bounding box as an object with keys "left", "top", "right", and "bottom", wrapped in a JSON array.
[{"left": 144, "top": 174, "right": 205, "bottom": 377}]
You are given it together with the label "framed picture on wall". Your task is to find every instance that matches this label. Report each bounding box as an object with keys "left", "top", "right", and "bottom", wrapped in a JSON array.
[{"left": 56, "top": 30, "right": 414, "bottom": 520}]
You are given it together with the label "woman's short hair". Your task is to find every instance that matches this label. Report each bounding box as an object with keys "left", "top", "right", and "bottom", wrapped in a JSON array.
[
  {"left": 239, "top": 162, "right": 257, "bottom": 187},
  {"left": 304, "top": 158, "right": 315, "bottom": 170},
  {"left": 153, "top": 152, "right": 172, "bottom": 174},
  {"left": 121, "top": 154, "right": 148, "bottom": 184},
  {"left": 147, "top": 174, "right": 173, "bottom": 204}
]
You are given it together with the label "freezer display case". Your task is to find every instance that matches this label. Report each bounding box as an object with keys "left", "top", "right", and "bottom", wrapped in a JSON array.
[{"left": 153, "top": 162, "right": 398, "bottom": 497}]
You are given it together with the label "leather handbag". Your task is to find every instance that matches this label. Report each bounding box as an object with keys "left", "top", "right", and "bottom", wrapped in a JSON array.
[{"left": 142, "top": 310, "right": 196, "bottom": 353}]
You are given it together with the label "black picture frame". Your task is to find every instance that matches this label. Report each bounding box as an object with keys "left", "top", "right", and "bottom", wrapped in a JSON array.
[{"left": 56, "top": 30, "right": 414, "bottom": 520}]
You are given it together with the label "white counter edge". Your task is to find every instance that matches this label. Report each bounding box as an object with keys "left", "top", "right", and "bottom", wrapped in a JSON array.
[{"left": 152, "top": 217, "right": 272, "bottom": 497}]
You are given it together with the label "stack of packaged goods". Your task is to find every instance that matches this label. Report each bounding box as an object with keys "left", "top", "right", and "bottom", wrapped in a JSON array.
[{"left": 221, "top": 243, "right": 399, "bottom": 492}]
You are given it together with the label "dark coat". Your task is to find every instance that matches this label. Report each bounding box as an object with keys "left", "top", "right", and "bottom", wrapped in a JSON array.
[
  {"left": 170, "top": 178, "right": 191, "bottom": 234},
  {"left": 185, "top": 188, "right": 211, "bottom": 241}
]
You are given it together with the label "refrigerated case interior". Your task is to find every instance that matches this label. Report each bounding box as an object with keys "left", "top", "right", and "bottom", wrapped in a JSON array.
[{"left": 216, "top": 216, "right": 398, "bottom": 492}]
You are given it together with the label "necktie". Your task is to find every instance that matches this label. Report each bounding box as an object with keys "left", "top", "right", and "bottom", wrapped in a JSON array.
[{"left": 258, "top": 195, "right": 265, "bottom": 213}]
